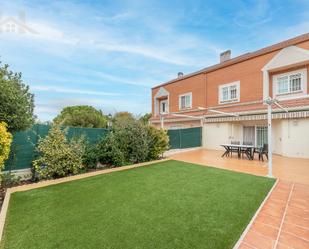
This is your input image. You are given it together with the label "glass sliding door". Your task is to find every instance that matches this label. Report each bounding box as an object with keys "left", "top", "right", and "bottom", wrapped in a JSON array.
[
  {"left": 242, "top": 125, "right": 268, "bottom": 146},
  {"left": 256, "top": 126, "right": 268, "bottom": 147},
  {"left": 243, "top": 126, "right": 255, "bottom": 145}
]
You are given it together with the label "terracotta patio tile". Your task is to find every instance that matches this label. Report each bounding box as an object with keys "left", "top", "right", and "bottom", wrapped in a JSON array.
[
  {"left": 294, "top": 183, "right": 309, "bottom": 192},
  {"left": 286, "top": 206, "right": 309, "bottom": 220},
  {"left": 292, "top": 192, "right": 309, "bottom": 200},
  {"left": 285, "top": 213, "right": 309, "bottom": 228},
  {"left": 238, "top": 242, "right": 255, "bottom": 249},
  {"left": 275, "top": 242, "right": 292, "bottom": 249},
  {"left": 169, "top": 149, "right": 309, "bottom": 184},
  {"left": 261, "top": 205, "right": 284, "bottom": 219},
  {"left": 278, "top": 231, "right": 309, "bottom": 249},
  {"left": 243, "top": 230, "right": 275, "bottom": 249},
  {"left": 267, "top": 198, "right": 287, "bottom": 206},
  {"left": 251, "top": 221, "right": 279, "bottom": 239},
  {"left": 255, "top": 213, "right": 282, "bottom": 228},
  {"left": 263, "top": 202, "right": 286, "bottom": 213},
  {"left": 282, "top": 222, "right": 309, "bottom": 241},
  {"left": 289, "top": 199, "right": 309, "bottom": 211},
  {"left": 271, "top": 193, "right": 290, "bottom": 202}
]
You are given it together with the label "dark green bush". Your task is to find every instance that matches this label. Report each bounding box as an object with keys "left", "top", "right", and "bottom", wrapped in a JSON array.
[
  {"left": 82, "top": 120, "right": 169, "bottom": 168},
  {"left": 82, "top": 145, "right": 100, "bottom": 169}
]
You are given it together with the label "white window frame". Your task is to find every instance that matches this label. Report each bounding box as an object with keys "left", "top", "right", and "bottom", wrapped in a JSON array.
[
  {"left": 273, "top": 68, "right": 307, "bottom": 99},
  {"left": 178, "top": 92, "right": 192, "bottom": 110},
  {"left": 219, "top": 81, "right": 240, "bottom": 104},
  {"left": 241, "top": 125, "right": 268, "bottom": 147},
  {"left": 159, "top": 99, "right": 169, "bottom": 114}
]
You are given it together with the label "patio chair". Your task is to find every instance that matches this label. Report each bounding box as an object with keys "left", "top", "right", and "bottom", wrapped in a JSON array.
[
  {"left": 241, "top": 141, "right": 253, "bottom": 158},
  {"left": 253, "top": 144, "right": 268, "bottom": 161},
  {"left": 230, "top": 141, "right": 240, "bottom": 157}
]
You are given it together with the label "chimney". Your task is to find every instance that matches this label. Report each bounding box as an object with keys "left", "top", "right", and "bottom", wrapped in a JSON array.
[
  {"left": 177, "top": 72, "right": 184, "bottom": 78},
  {"left": 220, "top": 50, "right": 231, "bottom": 63},
  {"left": 18, "top": 11, "right": 26, "bottom": 23}
]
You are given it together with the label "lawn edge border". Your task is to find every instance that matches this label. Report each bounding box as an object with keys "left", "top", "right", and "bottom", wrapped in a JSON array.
[
  {"left": 0, "top": 158, "right": 170, "bottom": 242},
  {"left": 232, "top": 178, "right": 279, "bottom": 249}
]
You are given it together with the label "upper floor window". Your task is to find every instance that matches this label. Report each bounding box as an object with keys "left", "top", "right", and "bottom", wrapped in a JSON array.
[
  {"left": 160, "top": 99, "right": 168, "bottom": 114},
  {"left": 275, "top": 71, "right": 303, "bottom": 95},
  {"left": 219, "top": 81, "right": 240, "bottom": 104},
  {"left": 179, "top": 93, "right": 192, "bottom": 110}
]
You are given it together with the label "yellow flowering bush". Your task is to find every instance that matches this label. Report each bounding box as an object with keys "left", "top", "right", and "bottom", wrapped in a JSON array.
[{"left": 0, "top": 122, "right": 12, "bottom": 170}]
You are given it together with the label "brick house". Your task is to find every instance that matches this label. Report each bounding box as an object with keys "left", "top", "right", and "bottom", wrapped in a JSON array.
[{"left": 150, "top": 33, "right": 309, "bottom": 158}]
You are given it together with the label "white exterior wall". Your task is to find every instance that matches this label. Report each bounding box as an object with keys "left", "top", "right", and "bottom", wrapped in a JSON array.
[
  {"left": 203, "top": 118, "right": 309, "bottom": 158},
  {"left": 280, "top": 118, "right": 309, "bottom": 158},
  {"left": 203, "top": 123, "right": 231, "bottom": 150}
]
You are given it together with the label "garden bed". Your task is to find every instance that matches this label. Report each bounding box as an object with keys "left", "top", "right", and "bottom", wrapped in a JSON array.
[{"left": 0, "top": 160, "right": 275, "bottom": 249}]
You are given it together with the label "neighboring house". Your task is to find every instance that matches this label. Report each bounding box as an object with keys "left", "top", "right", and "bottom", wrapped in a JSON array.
[
  {"left": 0, "top": 12, "right": 38, "bottom": 34},
  {"left": 150, "top": 33, "right": 309, "bottom": 158}
]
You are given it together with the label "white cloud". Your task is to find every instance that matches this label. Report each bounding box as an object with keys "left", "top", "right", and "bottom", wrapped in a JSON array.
[{"left": 31, "top": 85, "right": 122, "bottom": 96}]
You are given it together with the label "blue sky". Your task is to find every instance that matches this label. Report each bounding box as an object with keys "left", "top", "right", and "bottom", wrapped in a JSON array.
[{"left": 0, "top": 0, "right": 308, "bottom": 121}]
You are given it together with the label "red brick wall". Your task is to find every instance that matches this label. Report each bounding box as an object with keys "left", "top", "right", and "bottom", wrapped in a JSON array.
[
  {"left": 152, "top": 74, "right": 205, "bottom": 115},
  {"left": 151, "top": 40, "right": 309, "bottom": 117}
]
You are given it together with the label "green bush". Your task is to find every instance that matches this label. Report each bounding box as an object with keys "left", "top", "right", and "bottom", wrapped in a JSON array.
[
  {"left": 82, "top": 120, "right": 169, "bottom": 168},
  {"left": 32, "top": 124, "right": 85, "bottom": 180},
  {"left": 97, "top": 132, "right": 126, "bottom": 166},
  {"left": 146, "top": 126, "right": 169, "bottom": 160},
  {"left": 0, "top": 172, "right": 21, "bottom": 188},
  {"left": 82, "top": 145, "right": 100, "bottom": 169}
]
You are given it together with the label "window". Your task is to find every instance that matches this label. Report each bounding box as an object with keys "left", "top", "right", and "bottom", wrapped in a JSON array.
[
  {"left": 179, "top": 93, "right": 192, "bottom": 110},
  {"left": 222, "top": 87, "right": 229, "bottom": 101},
  {"left": 219, "top": 81, "right": 240, "bottom": 103},
  {"left": 160, "top": 99, "right": 168, "bottom": 114},
  {"left": 275, "top": 69, "right": 305, "bottom": 95},
  {"left": 242, "top": 126, "right": 268, "bottom": 147}
]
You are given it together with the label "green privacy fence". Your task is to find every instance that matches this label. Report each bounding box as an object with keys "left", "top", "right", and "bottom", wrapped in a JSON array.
[
  {"left": 167, "top": 127, "right": 202, "bottom": 149},
  {"left": 4, "top": 124, "right": 108, "bottom": 171}
]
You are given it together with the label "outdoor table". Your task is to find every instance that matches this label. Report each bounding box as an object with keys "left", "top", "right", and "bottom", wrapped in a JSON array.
[{"left": 221, "top": 144, "right": 255, "bottom": 160}]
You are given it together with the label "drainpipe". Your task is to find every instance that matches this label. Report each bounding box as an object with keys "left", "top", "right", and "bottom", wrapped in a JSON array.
[
  {"left": 204, "top": 73, "right": 207, "bottom": 110},
  {"left": 160, "top": 115, "right": 164, "bottom": 129}
]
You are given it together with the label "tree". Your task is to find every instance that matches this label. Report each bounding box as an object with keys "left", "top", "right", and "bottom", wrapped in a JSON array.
[
  {"left": 0, "top": 62, "right": 35, "bottom": 132},
  {"left": 139, "top": 113, "right": 152, "bottom": 125},
  {"left": 112, "top": 112, "right": 135, "bottom": 127},
  {"left": 54, "top": 105, "right": 107, "bottom": 128}
]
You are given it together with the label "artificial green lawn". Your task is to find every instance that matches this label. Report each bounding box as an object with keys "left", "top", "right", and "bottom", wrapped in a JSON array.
[{"left": 1, "top": 160, "right": 275, "bottom": 249}]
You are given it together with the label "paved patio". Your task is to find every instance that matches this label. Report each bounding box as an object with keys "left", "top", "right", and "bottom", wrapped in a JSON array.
[
  {"left": 239, "top": 180, "right": 309, "bottom": 249},
  {"left": 168, "top": 148, "right": 309, "bottom": 248},
  {"left": 168, "top": 148, "right": 309, "bottom": 185}
]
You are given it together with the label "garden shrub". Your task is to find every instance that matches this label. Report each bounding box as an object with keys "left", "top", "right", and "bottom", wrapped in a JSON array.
[
  {"left": 0, "top": 172, "right": 21, "bottom": 188},
  {"left": 0, "top": 122, "right": 12, "bottom": 170},
  {"left": 32, "top": 124, "right": 85, "bottom": 179},
  {"left": 82, "top": 120, "right": 169, "bottom": 168},
  {"left": 146, "top": 126, "right": 169, "bottom": 160},
  {"left": 82, "top": 145, "right": 100, "bottom": 169},
  {"left": 97, "top": 132, "right": 126, "bottom": 166}
]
